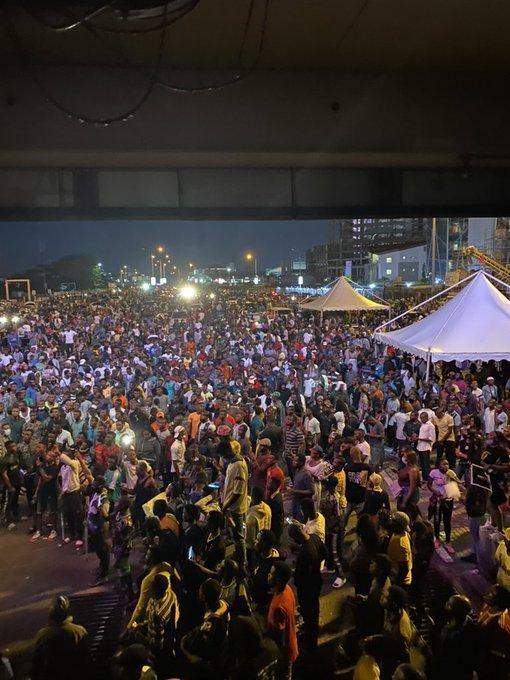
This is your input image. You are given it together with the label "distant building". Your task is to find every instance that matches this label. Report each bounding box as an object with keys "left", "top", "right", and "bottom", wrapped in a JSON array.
[
  {"left": 374, "top": 244, "right": 427, "bottom": 283},
  {"left": 193, "top": 264, "right": 235, "bottom": 279},
  {"left": 306, "top": 218, "right": 429, "bottom": 284}
]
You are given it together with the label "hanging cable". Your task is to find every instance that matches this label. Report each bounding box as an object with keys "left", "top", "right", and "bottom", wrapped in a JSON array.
[
  {"left": 86, "top": 0, "right": 201, "bottom": 34},
  {"left": 335, "top": 0, "right": 371, "bottom": 51},
  {"left": 157, "top": 0, "right": 270, "bottom": 94},
  {"left": 22, "top": 1, "right": 198, "bottom": 35},
  {"left": 22, "top": 3, "right": 117, "bottom": 33},
  {"left": 4, "top": 8, "right": 167, "bottom": 125},
  {"left": 6, "top": 0, "right": 270, "bottom": 122}
]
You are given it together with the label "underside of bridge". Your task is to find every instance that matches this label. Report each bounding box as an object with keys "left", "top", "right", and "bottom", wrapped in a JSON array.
[{"left": 1, "top": 1, "right": 510, "bottom": 220}]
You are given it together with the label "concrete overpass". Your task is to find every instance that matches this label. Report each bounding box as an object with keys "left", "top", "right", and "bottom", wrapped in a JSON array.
[{"left": 1, "top": 1, "right": 510, "bottom": 220}]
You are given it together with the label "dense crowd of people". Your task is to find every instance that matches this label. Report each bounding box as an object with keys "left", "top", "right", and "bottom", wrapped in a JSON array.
[{"left": 0, "top": 286, "right": 509, "bottom": 680}]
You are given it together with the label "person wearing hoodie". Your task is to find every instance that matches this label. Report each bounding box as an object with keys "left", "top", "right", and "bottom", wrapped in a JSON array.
[{"left": 245, "top": 486, "right": 272, "bottom": 567}]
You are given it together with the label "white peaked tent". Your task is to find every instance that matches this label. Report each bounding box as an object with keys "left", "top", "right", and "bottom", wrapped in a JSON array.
[
  {"left": 300, "top": 276, "right": 389, "bottom": 316},
  {"left": 374, "top": 270, "right": 510, "bottom": 368}
]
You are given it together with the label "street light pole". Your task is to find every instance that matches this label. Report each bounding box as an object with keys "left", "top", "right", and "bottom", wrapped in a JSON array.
[{"left": 431, "top": 217, "right": 437, "bottom": 284}]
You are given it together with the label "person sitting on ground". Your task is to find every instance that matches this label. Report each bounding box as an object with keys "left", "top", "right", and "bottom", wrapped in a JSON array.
[
  {"left": 353, "top": 634, "right": 386, "bottom": 680},
  {"left": 128, "top": 545, "right": 178, "bottom": 628},
  {"left": 180, "top": 578, "right": 230, "bottom": 673},
  {"left": 112, "top": 644, "right": 157, "bottom": 680}
]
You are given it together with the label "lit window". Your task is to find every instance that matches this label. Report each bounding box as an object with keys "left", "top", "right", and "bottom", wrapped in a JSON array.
[
  {"left": 386, "top": 257, "right": 392, "bottom": 263},
  {"left": 386, "top": 268, "right": 392, "bottom": 275}
]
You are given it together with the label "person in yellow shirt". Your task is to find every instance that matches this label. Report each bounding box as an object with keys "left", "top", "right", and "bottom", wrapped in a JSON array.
[
  {"left": 495, "top": 528, "right": 510, "bottom": 592},
  {"left": 332, "top": 452, "right": 347, "bottom": 509},
  {"left": 353, "top": 635, "right": 383, "bottom": 680},
  {"left": 387, "top": 512, "right": 413, "bottom": 587}
]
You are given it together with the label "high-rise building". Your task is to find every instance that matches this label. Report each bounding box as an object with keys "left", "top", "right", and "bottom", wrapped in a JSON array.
[{"left": 306, "top": 218, "right": 430, "bottom": 283}]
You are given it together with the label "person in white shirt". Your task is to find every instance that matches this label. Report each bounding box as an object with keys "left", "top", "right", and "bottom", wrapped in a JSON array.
[
  {"left": 416, "top": 412, "right": 436, "bottom": 479},
  {"left": 62, "top": 329, "right": 77, "bottom": 356},
  {"left": 303, "top": 376, "right": 316, "bottom": 400},
  {"left": 59, "top": 448, "right": 84, "bottom": 547},
  {"left": 483, "top": 400, "right": 497, "bottom": 435},
  {"left": 496, "top": 404, "right": 508, "bottom": 432},
  {"left": 303, "top": 329, "right": 314, "bottom": 345},
  {"left": 170, "top": 426, "right": 186, "bottom": 477},
  {"left": 333, "top": 409, "right": 346, "bottom": 436},
  {"left": 393, "top": 409, "right": 410, "bottom": 450},
  {"left": 482, "top": 377, "right": 499, "bottom": 405},
  {"left": 55, "top": 426, "right": 74, "bottom": 448},
  {"left": 402, "top": 369, "right": 416, "bottom": 396},
  {"left": 304, "top": 409, "right": 321, "bottom": 441}
]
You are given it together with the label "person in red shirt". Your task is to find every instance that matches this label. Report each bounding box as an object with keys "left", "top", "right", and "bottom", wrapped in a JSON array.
[
  {"left": 264, "top": 455, "right": 285, "bottom": 543},
  {"left": 93, "top": 432, "right": 121, "bottom": 472},
  {"left": 267, "top": 561, "right": 298, "bottom": 679},
  {"left": 213, "top": 409, "right": 236, "bottom": 428}
]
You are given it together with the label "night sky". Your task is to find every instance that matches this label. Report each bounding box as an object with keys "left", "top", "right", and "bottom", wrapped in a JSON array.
[{"left": 0, "top": 220, "right": 329, "bottom": 276}]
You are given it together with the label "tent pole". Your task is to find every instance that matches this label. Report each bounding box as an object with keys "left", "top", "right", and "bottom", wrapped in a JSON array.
[
  {"left": 374, "top": 270, "right": 479, "bottom": 333},
  {"left": 425, "top": 352, "right": 431, "bottom": 382}
]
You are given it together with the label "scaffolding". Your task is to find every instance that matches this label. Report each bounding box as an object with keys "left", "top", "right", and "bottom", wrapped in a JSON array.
[{"left": 464, "top": 245, "right": 510, "bottom": 284}]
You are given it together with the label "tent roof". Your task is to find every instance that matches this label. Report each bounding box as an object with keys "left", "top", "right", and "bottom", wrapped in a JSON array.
[
  {"left": 374, "top": 271, "right": 510, "bottom": 362},
  {"left": 300, "top": 276, "right": 389, "bottom": 312}
]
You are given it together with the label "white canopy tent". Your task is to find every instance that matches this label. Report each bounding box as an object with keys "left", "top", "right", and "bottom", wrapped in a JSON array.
[
  {"left": 300, "top": 276, "right": 389, "bottom": 318},
  {"left": 374, "top": 270, "right": 510, "bottom": 376}
]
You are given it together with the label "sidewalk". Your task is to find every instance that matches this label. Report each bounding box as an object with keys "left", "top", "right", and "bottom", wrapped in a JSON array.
[{"left": 380, "top": 463, "right": 492, "bottom": 608}]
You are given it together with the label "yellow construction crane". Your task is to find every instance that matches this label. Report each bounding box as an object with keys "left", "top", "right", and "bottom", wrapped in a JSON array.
[{"left": 464, "top": 245, "right": 510, "bottom": 283}]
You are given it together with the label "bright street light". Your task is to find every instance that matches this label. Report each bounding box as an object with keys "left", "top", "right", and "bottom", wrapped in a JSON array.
[
  {"left": 179, "top": 285, "right": 197, "bottom": 300},
  {"left": 156, "top": 245, "right": 164, "bottom": 253},
  {"left": 97, "top": 262, "right": 102, "bottom": 267},
  {"left": 141, "top": 282, "right": 151, "bottom": 291},
  {"left": 245, "top": 252, "right": 258, "bottom": 277}
]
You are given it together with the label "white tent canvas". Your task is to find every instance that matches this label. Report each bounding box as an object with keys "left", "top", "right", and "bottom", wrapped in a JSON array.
[
  {"left": 374, "top": 271, "right": 510, "bottom": 362},
  {"left": 300, "top": 276, "right": 388, "bottom": 312}
]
